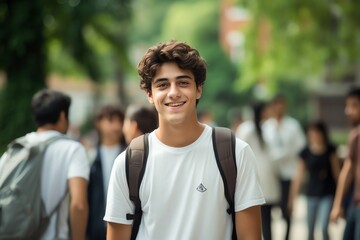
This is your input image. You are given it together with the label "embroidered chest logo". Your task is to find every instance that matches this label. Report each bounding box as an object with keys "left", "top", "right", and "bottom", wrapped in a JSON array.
[{"left": 196, "top": 183, "right": 207, "bottom": 192}]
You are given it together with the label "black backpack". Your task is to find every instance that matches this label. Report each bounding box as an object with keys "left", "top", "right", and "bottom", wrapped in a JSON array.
[{"left": 125, "top": 127, "right": 237, "bottom": 240}]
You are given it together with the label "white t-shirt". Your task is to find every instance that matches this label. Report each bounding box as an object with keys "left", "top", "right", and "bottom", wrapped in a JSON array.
[
  {"left": 24, "top": 131, "right": 90, "bottom": 240},
  {"left": 100, "top": 145, "right": 122, "bottom": 199},
  {"left": 104, "top": 125, "right": 265, "bottom": 240},
  {"left": 263, "top": 116, "right": 306, "bottom": 180},
  {"left": 236, "top": 121, "right": 280, "bottom": 203}
]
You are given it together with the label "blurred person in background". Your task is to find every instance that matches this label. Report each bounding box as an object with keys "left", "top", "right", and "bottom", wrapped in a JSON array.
[
  {"left": 263, "top": 94, "right": 306, "bottom": 240},
  {"left": 228, "top": 107, "right": 243, "bottom": 133},
  {"left": 236, "top": 101, "right": 280, "bottom": 240},
  {"left": 198, "top": 109, "right": 218, "bottom": 126},
  {"left": 122, "top": 104, "right": 158, "bottom": 145},
  {"left": 288, "top": 120, "right": 340, "bottom": 240},
  {"left": 330, "top": 87, "right": 360, "bottom": 240},
  {"left": 0, "top": 89, "right": 90, "bottom": 240},
  {"left": 87, "top": 104, "right": 127, "bottom": 240}
]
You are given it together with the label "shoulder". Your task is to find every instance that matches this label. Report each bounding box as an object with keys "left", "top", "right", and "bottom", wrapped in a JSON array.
[
  {"left": 263, "top": 118, "right": 275, "bottom": 128},
  {"left": 299, "top": 147, "right": 309, "bottom": 157},
  {"left": 112, "top": 150, "right": 127, "bottom": 173},
  {"left": 235, "top": 138, "right": 255, "bottom": 161},
  {"left": 284, "top": 116, "right": 302, "bottom": 127},
  {"left": 328, "top": 143, "right": 337, "bottom": 153}
]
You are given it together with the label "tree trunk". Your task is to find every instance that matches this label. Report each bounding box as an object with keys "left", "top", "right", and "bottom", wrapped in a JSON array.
[{"left": 0, "top": 0, "right": 46, "bottom": 152}]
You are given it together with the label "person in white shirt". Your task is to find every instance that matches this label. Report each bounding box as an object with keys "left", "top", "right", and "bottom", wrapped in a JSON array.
[
  {"left": 104, "top": 40, "right": 265, "bottom": 240},
  {"left": 263, "top": 95, "right": 306, "bottom": 240},
  {"left": 236, "top": 101, "right": 280, "bottom": 240},
  {"left": 0, "top": 89, "right": 90, "bottom": 239}
]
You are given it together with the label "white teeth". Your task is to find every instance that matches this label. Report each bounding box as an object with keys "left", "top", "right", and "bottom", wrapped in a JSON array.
[{"left": 168, "top": 102, "right": 183, "bottom": 107}]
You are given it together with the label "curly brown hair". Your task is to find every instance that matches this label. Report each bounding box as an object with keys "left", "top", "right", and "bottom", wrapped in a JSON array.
[{"left": 138, "top": 40, "right": 207, "bottom": 91}]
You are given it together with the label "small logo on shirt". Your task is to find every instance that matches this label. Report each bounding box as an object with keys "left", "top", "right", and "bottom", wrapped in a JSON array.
[{"left": 196, "top": 183, "right": 207, "bottom": 192}]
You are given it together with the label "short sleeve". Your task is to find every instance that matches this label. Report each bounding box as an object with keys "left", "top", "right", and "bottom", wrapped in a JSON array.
[
  {"left": 103, "top": 151, "right": 135, "bottom": 224},
  {"left": 67, "top": 142, "right": 90, "bottom": 180},
  {"left": 234, "top": 140, "right": 265, "bottom": 212}
]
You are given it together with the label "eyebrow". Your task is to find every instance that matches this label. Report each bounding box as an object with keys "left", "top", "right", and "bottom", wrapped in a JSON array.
[{"left": 153, "top": 75, "right": 192, "bottom": 84}]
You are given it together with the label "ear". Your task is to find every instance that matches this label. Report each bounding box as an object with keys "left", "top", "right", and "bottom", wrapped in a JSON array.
[
  {"left": 146, "top": 90, "right": 154, "bottom": 104},
  {"left": 196, "top": 84, "right": 203, "bottom": 99},
  {"left": 59, "top": 111, "right": 66, "bottom": 122}
]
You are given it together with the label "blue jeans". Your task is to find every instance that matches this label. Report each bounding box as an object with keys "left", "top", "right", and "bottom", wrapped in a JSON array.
[
  {"left": 307, "top": 196, "right": 333, "bottom": 240},
  {"left": 343, "top": 204, "right": 360, "bottom": 240}
]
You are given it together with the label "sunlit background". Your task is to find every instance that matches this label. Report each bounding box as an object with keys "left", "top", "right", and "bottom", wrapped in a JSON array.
[{"left": 0, "top": 0, "right": 359, "bottom": 152}]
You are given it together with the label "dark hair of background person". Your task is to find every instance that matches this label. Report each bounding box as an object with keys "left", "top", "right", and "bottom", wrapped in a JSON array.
[
  {"left": 347, "top": 86, "right": 360, "bottom": 100},
  {"left": 94, "top": 104, "right": 126, "bottom": 146},
  {"left": 252, "top": 101, "right": 266, "bottom": 148},
  {"left": 126, "top": 105, "right": 158, "bottom": 134},
  {"left": 137, "top": 40, "right": 207, "bottom": 96},
  {"left": 31, "top": 89, "right": 71, "bottom": 127},
  {"left": 306, "top": 120, "right": 332, "bottom": 148}
]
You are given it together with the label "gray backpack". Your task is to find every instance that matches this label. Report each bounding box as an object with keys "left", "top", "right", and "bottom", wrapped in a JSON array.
[{"left": 0, "top": 135, "right": 63, "bottom": 239}]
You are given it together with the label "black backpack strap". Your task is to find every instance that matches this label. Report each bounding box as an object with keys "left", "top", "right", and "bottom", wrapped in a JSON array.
[
  {"left": 212, "top": 127, "right": 237, "bottom": 240},
  {"left": 125, "top": 133, "right": 149, "bottom": 240}
]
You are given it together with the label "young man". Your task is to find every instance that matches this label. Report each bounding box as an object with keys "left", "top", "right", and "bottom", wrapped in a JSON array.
[
  {"left": 122, "top": 104, "right": 158, "bottom": 145},
  {"left": 87, "top": 104, "right": 127, "bottom": 240},
  {"left": 330, "top": 87, "right": 360, "bottom": 240},
  {"left": 263, "top": 95, "right": 306, "bottom": 240},
  {"left": 104, "top": 41, "right": 265, "bottom": 239},
  {"left": 0, "top": 89, "right": 90, "bottom": 239}
]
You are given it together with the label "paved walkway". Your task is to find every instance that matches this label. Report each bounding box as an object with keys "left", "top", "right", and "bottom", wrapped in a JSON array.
[{"left": 272, "top": 195, "right": 345, "bottom": 240}]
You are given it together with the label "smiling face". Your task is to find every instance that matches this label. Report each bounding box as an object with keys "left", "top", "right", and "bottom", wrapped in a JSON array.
[{"left": 146, "top": 62, "right": 202, "bottom": 127}]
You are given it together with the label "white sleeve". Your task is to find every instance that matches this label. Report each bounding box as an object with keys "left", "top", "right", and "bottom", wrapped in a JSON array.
[
  {"left": 67, "top": 143, "right": 90, "bottom": 180},
  {"left": 104, "top": 151, "right": 134, "bottom": 224},
  {"left": 234, "top": 140, "right": 265, "bottom": 212}
]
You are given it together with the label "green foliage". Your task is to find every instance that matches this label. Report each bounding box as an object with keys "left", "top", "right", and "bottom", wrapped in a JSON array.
[
  {"left": 45, "top": 0, "right": 133, "bottom": 82},
  {"left": 235, "top": 0, "right": 360, "bottom": 93},
  {"left": 161, "top": 1, "right": 240, "bottom": 126},
  {"left": 0, "top": 0, "right": 133, "bottom": 152}
]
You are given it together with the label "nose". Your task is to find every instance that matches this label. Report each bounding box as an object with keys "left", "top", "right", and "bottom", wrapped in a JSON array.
[{"left": 168, "top": 83, "right": 181, "bottom": 99}]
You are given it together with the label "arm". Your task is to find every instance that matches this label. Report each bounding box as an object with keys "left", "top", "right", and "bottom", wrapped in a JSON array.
[
  {"left": 330, "top": 152, "right": 341, "bottom": 182},
  {"left": 68, "top": 177, "right": 89, "bottom": 240},
  {"left": 235, "top": 205, "right": 262, "bottom": 240},
  {"left": 288, "top": 160, "right": 306, "bottom": 215},
  {"left": 107, "top": 222, "right": 132, "bottom": 240},
  {"left": 330, "top": 158, "right": 353, "bottom": 222}
]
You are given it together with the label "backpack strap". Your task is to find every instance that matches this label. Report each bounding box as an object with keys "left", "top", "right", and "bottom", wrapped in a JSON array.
[
  {"left": 212, "top": 127, "right": 237, "bottom": 240},
  {"left": 125, "top": 133, "right": 149, "bottom": 240}
]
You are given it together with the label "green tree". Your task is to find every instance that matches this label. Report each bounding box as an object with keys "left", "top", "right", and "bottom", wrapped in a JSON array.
[
  {"left": 161, "top": 1, "right": 240, "bottom": 126},
  {"left": 0, "top": 0, "right": 132, "bottom": 152},
  {"left": 234, "top": 0, "right": 360, "bottom": 93}
]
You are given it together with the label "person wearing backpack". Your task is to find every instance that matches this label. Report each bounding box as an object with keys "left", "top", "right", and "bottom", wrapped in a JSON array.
[
  {"left": 104, "top": 40, "right": 265, "bottom": 240},
  {"left": 0, "top": 89, "right": 90, "bottom": 239}
]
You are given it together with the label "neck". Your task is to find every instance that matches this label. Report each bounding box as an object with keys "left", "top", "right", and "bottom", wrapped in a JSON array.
[
  {"left": 37, "top": 125, "right": 62, "bottom": 133},
  {"left": 156, "top": 121, "right": 205, "bottom": 147},
  {"left": 309, "top": 142, "right": 326, "bottom": 153},
  {"left": 100, "top": 138, "right": 121, "bottom": 147}
]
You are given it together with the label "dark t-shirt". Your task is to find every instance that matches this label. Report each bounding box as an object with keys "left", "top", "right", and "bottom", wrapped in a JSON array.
[{"left": 299, "top": 144, "right": 337, "bottom": 197}]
